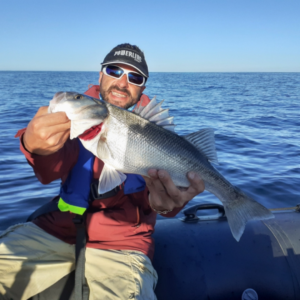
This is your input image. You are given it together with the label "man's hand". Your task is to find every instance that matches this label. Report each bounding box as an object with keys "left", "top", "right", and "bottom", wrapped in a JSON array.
[
  {"left": 143, "top": 169, "right": 205, "bottom": 214},
  {"left": 23, "top": 106, "right": 71, "bottom": 156}
]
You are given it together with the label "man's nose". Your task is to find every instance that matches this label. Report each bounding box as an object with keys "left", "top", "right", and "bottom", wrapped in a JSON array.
[{"left": 117, "top": 74, "right": 129, "bottom": 88}]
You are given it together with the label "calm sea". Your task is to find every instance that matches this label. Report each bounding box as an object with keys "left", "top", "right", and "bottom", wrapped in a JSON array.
[{"left": 0, "top": 71, "right": 299, "bottom": 230}]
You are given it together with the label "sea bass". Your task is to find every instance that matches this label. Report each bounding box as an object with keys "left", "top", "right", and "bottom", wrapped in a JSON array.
[{"left": 49, "top": 91, "right": 274, "bottom": 241}]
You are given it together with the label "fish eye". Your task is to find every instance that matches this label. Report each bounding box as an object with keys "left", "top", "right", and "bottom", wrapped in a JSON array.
[{"left": 75, "top": 94, "right": 83, "bottom": 100}]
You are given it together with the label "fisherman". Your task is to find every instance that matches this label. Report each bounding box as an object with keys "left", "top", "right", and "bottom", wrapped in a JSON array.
[{"left": 0, "top": 43, "right": 205, "bottom": 300}]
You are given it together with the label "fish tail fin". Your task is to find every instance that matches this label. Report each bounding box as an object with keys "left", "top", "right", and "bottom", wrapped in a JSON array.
[{"left": 223, "top": 187, "right": 274, "bottom": 241}]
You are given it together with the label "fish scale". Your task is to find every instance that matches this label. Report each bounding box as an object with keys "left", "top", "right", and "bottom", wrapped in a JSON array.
[{"left": 105, "top": 103, "right": 208, "bottom": 186}]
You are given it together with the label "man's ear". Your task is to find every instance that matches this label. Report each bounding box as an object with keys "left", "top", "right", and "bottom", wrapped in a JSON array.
[
  {"left": 141, "top": 86, "right": 146, "bottom": 93},
  {"left": 98, "top": 72, "right": 103, "bottom": 85}
]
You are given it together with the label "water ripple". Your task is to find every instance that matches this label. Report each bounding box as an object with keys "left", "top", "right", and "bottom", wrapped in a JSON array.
[{"left": 1, "top": 71, "right": 299, "bottom": 226}]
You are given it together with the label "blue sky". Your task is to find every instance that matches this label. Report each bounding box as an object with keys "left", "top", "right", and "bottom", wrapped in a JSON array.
[{"left": 1, "top": 0, "right": 299, "bottom": 72}]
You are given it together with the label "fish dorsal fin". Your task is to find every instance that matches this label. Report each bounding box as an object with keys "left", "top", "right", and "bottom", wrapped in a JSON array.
[
  {"left": 156, "top": 116, "right": 174, "bottom": 126},
  {"left": 139, "top": 96, "right": 157, "bottom": 117},
  {"left": 183, "top": 128, "right": 219, "bottom": 164},
  {"left": 149, "top": 109, "right": 170, "bottom": 122},
  {"left": 98, "top": 164, "right": 127, "bottom": 194},
  {"left": 134, "top": 96, "right": 175, "bottom": 132},
  {"left": 162, "top": 124, "right": 176, "bottom": 132},
  {"left": 134, "top": 96, "right": 147, "bottom": 115},
  {"left": 143, "top": 100, "right": 164, "bottom": 119}
]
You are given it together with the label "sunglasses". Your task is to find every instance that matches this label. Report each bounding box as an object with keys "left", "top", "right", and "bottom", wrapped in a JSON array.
[{"left": 103, "top": 65, "right": 146, "bottom": 87}]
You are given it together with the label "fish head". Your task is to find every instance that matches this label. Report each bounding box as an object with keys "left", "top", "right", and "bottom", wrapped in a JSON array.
[
  {"left": 48, "top": 91, "right": 109, "bottom": 141},
  {"left": 49, "top": 92, "right": 109, "bottom": 121}
]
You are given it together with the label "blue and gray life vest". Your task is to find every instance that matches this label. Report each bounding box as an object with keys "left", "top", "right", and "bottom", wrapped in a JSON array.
[{"left": 58, "top": 140, "right": 146, "bottom": 214}]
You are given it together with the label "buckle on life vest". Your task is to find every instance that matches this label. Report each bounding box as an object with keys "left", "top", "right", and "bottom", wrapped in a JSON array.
[{"left": 89, "top": 181, "right": 122, "bottom": 201}]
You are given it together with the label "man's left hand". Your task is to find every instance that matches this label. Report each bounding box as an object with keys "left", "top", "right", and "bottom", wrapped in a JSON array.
[{"left": 143, "top": 169, "right": 205, "bottom": 214}]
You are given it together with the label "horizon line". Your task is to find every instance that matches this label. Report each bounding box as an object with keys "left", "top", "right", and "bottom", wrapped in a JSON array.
[{"left": 1, "top": 70, "right": 300, "bottom": 73}]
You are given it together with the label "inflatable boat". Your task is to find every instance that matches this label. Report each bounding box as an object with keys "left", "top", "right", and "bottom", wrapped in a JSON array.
[{"left": 30, "top": 203, "right": 300, "bottom": 300}]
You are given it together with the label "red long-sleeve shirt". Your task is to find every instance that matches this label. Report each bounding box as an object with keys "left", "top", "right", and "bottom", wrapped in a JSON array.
[{"left": 16, "top": 86, "right": 185, "bottom": 260}]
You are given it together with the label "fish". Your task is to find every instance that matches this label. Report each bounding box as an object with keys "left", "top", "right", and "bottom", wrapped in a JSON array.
[{"left": 49, "top": 91, "right": 274, "bottom": 241}]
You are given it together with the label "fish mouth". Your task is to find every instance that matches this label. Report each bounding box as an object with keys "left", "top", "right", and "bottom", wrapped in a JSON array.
[
  {"left": 53, "top": 91, "right": 66, "bottom": 101},
  {"left": 48, "top": 92, "right": 67, "bottom": 111}
]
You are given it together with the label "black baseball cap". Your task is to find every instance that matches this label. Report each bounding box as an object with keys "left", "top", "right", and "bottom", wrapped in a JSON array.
[{"left": 101, "top": 43, "right": 149, "bottom": 78}]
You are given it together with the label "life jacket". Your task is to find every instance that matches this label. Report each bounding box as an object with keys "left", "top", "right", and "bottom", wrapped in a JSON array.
[
  {"left": 57, "top": 140, "right": 94, "bottom": 214},
  {"left": 57, "top": 140, "right": 147, "bottom": 214}
]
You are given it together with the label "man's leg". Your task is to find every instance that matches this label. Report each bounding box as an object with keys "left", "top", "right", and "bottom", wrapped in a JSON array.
[
  {"left": 85, "top": 248, "right": 158, "bottom": 300},
  {"left": 0, "top": 222, "right": 75, "bottom": 300}
]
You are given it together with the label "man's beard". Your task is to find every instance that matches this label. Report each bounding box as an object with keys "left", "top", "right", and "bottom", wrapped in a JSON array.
[{"left": 99, "top": 84, "right": 140, "bottom": 109}]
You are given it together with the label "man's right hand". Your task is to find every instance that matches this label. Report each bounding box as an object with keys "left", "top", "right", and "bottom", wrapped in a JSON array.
[{"left": 23, "top": 106, "right": 71, "bottom": 156}]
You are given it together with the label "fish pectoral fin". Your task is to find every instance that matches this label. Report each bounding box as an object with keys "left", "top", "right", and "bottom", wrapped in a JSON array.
[
  {"left": 97, "top": 139, "right": 110, "bottom": 160},
  {"left": 98, "top": 164, "right": 127, "bottom": 194},
  {"left": 183, "top": 128, "right": 219, "bottom": 164}
]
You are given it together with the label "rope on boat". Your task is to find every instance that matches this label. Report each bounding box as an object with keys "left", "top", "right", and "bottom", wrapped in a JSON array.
[{"left": 270, "top": 204, "right": 300, "bottom": 212}]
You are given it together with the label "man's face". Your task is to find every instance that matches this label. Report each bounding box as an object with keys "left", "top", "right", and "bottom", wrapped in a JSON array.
[{"left": 99, "top": 63, "right": 146, "bottom": 109}]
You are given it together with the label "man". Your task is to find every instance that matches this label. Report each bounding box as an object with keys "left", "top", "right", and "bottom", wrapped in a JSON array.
[{"left": 0, "top": 43, "right": 204, "bottom": 300}]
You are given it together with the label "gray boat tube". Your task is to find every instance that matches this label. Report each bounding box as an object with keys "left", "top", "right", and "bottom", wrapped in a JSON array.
[{"left": 153, "top": 203, "right": 300, "bottom": 300}]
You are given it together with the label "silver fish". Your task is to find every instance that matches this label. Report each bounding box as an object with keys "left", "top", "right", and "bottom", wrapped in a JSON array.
[{"left": 49, "top": 91, "right": 274, "bottom": 241}]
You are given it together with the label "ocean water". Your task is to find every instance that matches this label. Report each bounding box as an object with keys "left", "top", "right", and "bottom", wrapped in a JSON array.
[{"left": 0, "top": 71, "right": 299, "bottom": 231}]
